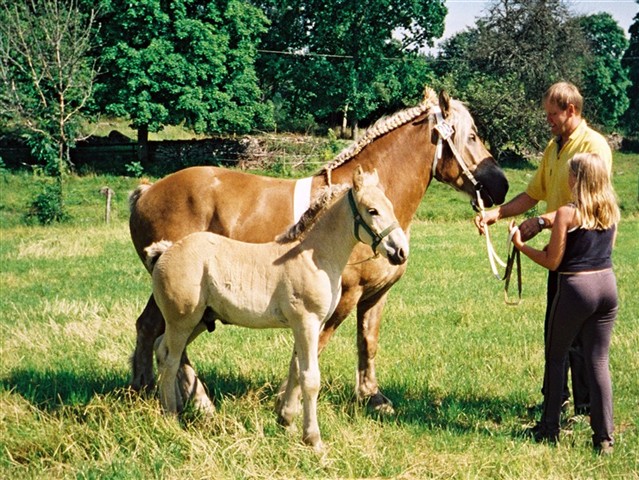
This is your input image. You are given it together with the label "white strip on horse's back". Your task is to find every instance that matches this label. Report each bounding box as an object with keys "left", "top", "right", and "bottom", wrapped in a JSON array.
[{"left": 293, "top": 176, "right": 314, "bottom": 223}]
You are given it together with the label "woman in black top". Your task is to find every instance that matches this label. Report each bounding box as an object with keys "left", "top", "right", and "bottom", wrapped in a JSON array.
[{"left": 510, "top": 152, "right": 620, "bottom": 454}]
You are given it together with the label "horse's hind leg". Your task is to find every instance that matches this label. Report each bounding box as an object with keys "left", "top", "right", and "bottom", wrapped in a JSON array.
[{"left": 131, "top": 294, "right": 165, "bottom": 393}]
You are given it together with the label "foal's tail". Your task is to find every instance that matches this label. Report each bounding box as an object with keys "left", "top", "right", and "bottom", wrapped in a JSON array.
[
  {"left": 144, "top": 240, "right": 173, "bottom": 271},
  {"left": 128, "top": 180, "right": 153, "bottom": 213}
]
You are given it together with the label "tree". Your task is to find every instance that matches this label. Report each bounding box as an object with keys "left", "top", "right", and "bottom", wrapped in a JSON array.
[
  {"left": 622, "top": 4, "right": 639, "bottom": 136},
  {"left": 255, "top": 0, "right": 446, "bottom": 136},
  {"left": 0, "top": 0, "right": 99, "bottom": 224},
  {"left": 95, "top": 0, "right": 274, "bottom": 164},
  {"left": 0, "top": 0, "right": 99, "bottom": 173},
  {"left": 578, "top": 13, "right": 630, "bottom": 130}
]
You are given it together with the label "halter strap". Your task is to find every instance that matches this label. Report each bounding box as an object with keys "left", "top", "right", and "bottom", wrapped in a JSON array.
[
  {"left": 431, "top": 105, "right": 492, "bottom": 208},
  {"left": 347, "top": 189, "right": 400, "bottom": 254}
]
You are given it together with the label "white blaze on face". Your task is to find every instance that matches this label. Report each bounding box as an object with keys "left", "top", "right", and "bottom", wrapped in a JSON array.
[{"left": 293, "top": 176, "right": 314, "bottom": 223}]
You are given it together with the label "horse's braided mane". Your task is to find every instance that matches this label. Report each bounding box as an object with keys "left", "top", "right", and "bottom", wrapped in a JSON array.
[
  {"left": 276, "top": 183, "right": 351, "bottom": 243},
  {"left": 319, "top": 87, "right": 439, "bottom": 174}
]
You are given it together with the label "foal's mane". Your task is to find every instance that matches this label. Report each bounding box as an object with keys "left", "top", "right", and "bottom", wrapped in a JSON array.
[{"left": 276, "top": 183, "right": 351, "bottom": 243}]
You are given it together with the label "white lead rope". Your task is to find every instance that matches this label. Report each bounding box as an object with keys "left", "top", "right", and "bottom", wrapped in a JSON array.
[{"left": 476, "top": 190, "right": 522, "bottom": 304}]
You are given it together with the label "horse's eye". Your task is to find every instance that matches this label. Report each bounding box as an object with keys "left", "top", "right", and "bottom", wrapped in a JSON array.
[
  {"left": 469, "top": 133, "right": 477, "bottom": 142},
  {"left": 368, "top": 208, "right": 379, "bottom": 216}
]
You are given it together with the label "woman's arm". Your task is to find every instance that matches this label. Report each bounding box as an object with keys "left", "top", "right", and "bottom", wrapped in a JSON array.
[{"left": 510, "top": 205, "right": 575, "bottom": 271}]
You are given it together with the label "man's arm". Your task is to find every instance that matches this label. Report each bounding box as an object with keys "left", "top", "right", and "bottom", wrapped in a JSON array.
[{"left": 474, "top": 192, "right": 539, "bottom": 235}]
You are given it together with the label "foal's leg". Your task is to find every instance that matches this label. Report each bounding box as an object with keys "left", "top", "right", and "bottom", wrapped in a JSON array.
[
  {"left": 176, "top": 322, "right": 215, "bottom": 415},
  {"left": 291, "top": 321, "right": 322, "bottom": 451},
  {"left": 132, "top": 294, "right": 165, "bottom": 392},
  {"left": 155, "top": 318, "right": 198, "bottom": 415},
  {"left": 276, "top": 289, "right": 359, "bottom": 418},
  {"left": 276, "top": 349, "right": 302, "bottom": 429}
]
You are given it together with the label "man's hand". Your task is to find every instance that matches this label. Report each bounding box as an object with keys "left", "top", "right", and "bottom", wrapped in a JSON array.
[{"left": 474, "top": 209, "right": 499, "bottom": 236}]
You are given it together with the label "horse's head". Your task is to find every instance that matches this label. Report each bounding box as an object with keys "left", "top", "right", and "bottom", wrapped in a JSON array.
[
  {"left": 430, "top": 90, "right": 509, "bottom": 210},
  {"left": 350, "top": 166, "right": 409, "bottom": 265}
]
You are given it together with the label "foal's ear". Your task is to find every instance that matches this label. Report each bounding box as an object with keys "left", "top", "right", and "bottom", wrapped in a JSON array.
[
  {"left": 439, "top": 90, "right": 451, "bottom": 118},
  {"left": 353, "top": 164, "right": 365, "bottom": 191}
]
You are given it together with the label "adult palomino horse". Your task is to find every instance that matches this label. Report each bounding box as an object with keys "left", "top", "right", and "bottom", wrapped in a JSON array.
[
  {"left": 147, "top": 167, "right": 408, "bottom": 450},
  {"left": 129, "top": 87, "right": 509, "bottom": 413}
]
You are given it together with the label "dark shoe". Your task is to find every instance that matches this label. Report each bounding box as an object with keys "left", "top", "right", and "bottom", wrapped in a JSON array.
[
  {"left": 594, "top": 440, "right": 614, "bottom": 455},
  {"left": 526, "top": 422, "right": 559, "bottom": 444}
]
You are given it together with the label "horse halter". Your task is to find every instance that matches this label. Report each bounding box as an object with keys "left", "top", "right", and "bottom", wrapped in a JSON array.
[
  {"left": 347, "top": 189, "right": 400, "bottom": 255},
  {"left": 430, "top": 105, "right": 495, "bottom": 212}
]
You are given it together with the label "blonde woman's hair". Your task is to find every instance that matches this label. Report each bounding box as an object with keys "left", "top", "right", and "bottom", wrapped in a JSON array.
[
  {"left": 543, "top": 81, "right": 583, "bottom": 115},
  {"left": 570, "top": 153, "right": 620, "bottom": 229}
]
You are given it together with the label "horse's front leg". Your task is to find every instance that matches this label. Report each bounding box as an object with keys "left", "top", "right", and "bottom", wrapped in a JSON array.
[
  {"left": 131, "top": 294, "right": 165, "bottom": 393},
  {"left": 355, "top": 289, "right": 395, "bottom": 414},
  {"left": 291, "top": 322, "right": 322, "bottom": 451}
]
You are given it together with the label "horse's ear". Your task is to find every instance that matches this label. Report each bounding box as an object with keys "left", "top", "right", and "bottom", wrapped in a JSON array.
[
  {"left": 353, "top": 165, "right": 365, "bottom": 191},
  {"left": 439, "top": 90, "right": 451, "bottom": 118}
]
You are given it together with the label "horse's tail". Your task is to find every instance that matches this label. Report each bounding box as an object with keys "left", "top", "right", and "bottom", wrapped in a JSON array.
[
  {"left": 144, "top": 240, "right": 173, "bottom": 271},
  {"left": 128, "top": 179, "right": 153, "bottom": 214}
]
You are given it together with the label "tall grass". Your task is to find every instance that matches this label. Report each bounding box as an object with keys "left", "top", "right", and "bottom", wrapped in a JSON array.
[{"left": 1, "top": 153, "right": 637, "bottom": 478}]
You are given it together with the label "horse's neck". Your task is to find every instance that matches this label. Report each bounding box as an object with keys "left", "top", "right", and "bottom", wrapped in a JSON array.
[
  {"left": 327, "top": 116, "right": 434, "bottom": 227},
  {"left": 299, "top": 194, "right": 357, "bottom": 270}
]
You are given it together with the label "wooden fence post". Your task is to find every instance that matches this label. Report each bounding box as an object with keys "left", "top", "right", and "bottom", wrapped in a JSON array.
[{"left": 100, "top": 187, "right": 114, "bottom": 224}]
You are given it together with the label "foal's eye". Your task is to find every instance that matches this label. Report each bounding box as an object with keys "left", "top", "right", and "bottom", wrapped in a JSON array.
[{"left": 368, "top": 208, "right": 379, "bottom": 216}]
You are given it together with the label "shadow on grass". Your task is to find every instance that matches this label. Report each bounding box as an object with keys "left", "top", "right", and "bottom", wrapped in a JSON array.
[
  {"left": 0, "top": 368, "right": 128, "bottom": 410},
  {"left": 1, "top": 365, "right": 534, "bottom": 439}
]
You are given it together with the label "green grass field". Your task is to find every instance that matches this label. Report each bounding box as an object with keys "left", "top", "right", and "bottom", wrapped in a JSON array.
[{"left": 1, "top": 152, "right": 638, "bottom": 478}]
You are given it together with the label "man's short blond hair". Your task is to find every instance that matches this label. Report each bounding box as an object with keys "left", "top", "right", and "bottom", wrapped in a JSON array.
[{"left": 543, "top": 81, "right": 583, "bottom": 114}]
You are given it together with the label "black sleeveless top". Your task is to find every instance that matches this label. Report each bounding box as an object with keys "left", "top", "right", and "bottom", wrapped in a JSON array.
[{"left": 556, "top": 224, "right": 616, "bottom": 273}]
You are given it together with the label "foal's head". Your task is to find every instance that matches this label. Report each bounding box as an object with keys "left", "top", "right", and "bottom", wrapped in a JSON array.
[{"left": 350, "top": 166, "right": 409, "bottom": 265}]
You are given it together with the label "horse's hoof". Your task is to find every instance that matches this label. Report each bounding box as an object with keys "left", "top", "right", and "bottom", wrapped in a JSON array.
[
  {"left": 365, "top": 392, "right": 396, "bottom": 416},
  {"left": 303, "top": 434, "right": 323, "bottom": 453}
]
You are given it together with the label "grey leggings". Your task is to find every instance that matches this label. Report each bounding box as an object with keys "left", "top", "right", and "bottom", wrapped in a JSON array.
[{"left": 541, "top": 269, "right": 617, "bottom": 443}]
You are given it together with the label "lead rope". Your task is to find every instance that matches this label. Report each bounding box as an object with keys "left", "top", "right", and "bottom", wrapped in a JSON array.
[{"left": 475, "top": 182, "right": 522, "bottom": 304}]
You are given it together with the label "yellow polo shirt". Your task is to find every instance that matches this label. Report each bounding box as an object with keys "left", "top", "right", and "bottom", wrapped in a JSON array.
[{"left": 526, "top": 120, "right": 612, "bottom": 212}]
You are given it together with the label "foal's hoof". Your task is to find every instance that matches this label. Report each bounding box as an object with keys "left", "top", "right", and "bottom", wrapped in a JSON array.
[{"left": 364, "top": 391, "right": 396, "bottom": 416}]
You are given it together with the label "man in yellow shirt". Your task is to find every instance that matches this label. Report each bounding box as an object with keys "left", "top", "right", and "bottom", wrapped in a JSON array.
[{"left": 475, "top": 81, "right": 612, "bottom": 419}]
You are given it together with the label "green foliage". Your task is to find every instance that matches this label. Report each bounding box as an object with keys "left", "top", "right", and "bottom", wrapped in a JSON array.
[
  {"left": 622, "top": 6, "right": 639, "bottom": 135},
  {"left": 578, "top": 13, "right": 631, "bottom": 130},
  {"left": 124, "top": 161, "right": 145, "bottom": 178},
  {"left": 25, "top": 180, "right": 69, "bottom": 225},
  {"left": 256, "top": 0, "right": 444, "bottom": 132},
  {"left": 95, "top": 0, "right": 274, "bottom": 136}
]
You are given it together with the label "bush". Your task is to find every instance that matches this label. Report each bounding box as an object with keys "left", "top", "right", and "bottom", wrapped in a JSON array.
[{"left": 25, "top": 181, "right": 69, "bottom": 225}]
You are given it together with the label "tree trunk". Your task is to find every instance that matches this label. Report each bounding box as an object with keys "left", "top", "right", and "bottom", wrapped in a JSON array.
[
  {"left": 351, "top": 118, "right": 359, "bottom": 141},
  {"left": 137, "top": 124, "right": 149, "bottom": 166},
  {"left": 341, "top": 104, "right": 349, "bottom": 139}
]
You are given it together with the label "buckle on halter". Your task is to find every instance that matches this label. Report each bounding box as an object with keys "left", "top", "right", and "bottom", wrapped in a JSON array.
[{"left": 434, "top": 121, "right": 454, "bottom": 140}]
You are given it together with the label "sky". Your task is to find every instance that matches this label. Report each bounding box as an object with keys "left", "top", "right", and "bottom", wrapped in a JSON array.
[{"left": 437, "top": 0, "right": 637, "bottom": 46}]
